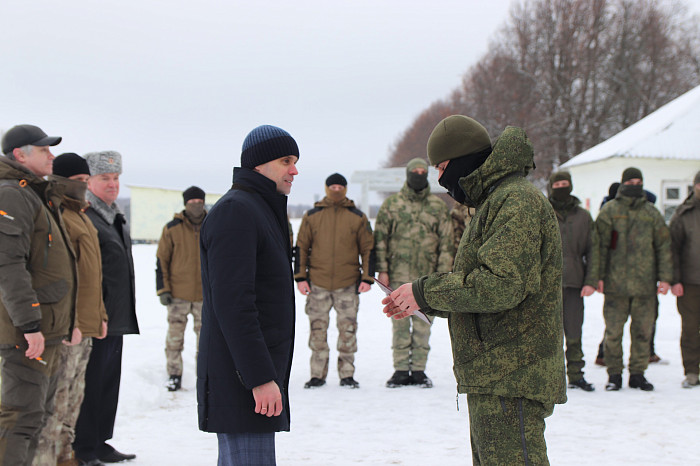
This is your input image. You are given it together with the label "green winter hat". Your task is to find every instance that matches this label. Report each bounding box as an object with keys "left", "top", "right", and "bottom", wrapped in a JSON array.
[
  {"left": 406, "top": 157, "right": 428, "bottom": 173},
  {"left": 549, "top": 171, "right": 572, "bottom": 187},
  {"left": 427, "top": 115, "right": 492, "bottom": 166},
  {"left": 621, "top": 167, "right": 643, "bottom": 183}
]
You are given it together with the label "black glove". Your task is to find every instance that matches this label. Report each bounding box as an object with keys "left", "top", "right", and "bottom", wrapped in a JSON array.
[{"left": 159, "top": 292, "right": 173, "bottom": 306}]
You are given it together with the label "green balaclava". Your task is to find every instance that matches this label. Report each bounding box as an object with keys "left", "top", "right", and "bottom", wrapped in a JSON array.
[
  {"left": 619, "top": 167, "right": 644, "bottom": 198},
  {"left": 548, "top": 171, "right": 573, "bottom": 202},
  {"left": 406, "top": 158, "right": 429, "bottom": 191}
]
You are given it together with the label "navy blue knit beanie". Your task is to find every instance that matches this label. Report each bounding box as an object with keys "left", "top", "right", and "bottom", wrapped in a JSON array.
[
  {"left": 241, "top": 125, "right": 299, "bottom": 168},
  {"left": 325, "top": 173, "right": 347, "bottom": 187},
  {"left": 53, "top": 152, "right": 90, "bottom": 178}
]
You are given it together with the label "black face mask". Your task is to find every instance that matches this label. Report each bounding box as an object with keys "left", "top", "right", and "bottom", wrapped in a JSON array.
[
  {"left": 619, "top": 184, "right": 644, "bottom": 198},
  {"left": 551, "top": 186, "right": 572, "bottom": 202},
  {"left": 438, "top": 150, "right": 490, "bottom": 205},
  {"left": 407, "top": 171, "right": 428, "bottom": 191}
]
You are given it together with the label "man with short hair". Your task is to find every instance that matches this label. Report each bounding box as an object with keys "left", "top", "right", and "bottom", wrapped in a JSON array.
[
  {"left": 198, "top": 125, "right": 299, "bottom": 465},
  {"left": 383, "top": 115, "right": 566, "bottom": 465},
  {"left": 74, "top": 151, "right": 139, "bottom": 465},
  {"left": 669, "top": 171, "right": 700, "bottom": 388},
  {"left": 548, "top": 171, "right": 597, "bottom": 392},
  {"left": 591, "top": 167, "right": 672, "bottom": 392},
  {"left": 156, "top": 186, "right": 207, "bottom": 392},
  {"left": 294, "top": 173, "right": 375, "bottom": 389},
  {"left": 374, "top": 158, "right": 453, "bottom": 388},
  {"left": 0, "top": 125, "right": 77, "bottom": 465}
]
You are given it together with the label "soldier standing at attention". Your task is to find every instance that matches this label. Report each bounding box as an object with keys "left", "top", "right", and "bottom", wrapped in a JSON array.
[
  {"left": 383, "top": 116, "right": 566, "bottom": 465},
  {"left": 156, "top": 186, "right": 207, "bottom": 392},
  {"left": 374, "top": 158, "right": 453, "bottom": 388}
]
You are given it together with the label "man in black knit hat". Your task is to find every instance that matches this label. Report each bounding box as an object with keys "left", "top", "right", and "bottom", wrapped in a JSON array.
[{"left": 156, "top": 186, "right": 207, "bottom": 392}]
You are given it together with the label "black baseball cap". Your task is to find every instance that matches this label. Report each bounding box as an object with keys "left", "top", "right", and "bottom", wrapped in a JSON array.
[{"left": 2, "top": 124, "right": 62, "bottom": 155}]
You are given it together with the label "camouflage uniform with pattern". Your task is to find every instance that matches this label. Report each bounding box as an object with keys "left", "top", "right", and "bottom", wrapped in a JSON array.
[
  {"left": 375, "top": 182, "right": 453, "bottom": 371},
  {"left": 414, "top": 125, "right": 566, "bottom": 465},
  {"left": 591, "top": 193, "right": 673, "bottom": 377},
  {"left": 449, "top": 203, "right": 475, "bottom": 251}
]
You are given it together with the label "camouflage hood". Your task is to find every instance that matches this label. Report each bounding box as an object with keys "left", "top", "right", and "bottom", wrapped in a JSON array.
[
  {"left": 400, "top": 181, "right": 430, "bottom": 202},
  {"left": 458, "top": 126, "right": 534, "bottom": 208}
]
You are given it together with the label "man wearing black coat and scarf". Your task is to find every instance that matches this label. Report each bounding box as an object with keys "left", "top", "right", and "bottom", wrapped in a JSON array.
[{"left": 198, "top": 125, "right": 299, "bottom": 465}]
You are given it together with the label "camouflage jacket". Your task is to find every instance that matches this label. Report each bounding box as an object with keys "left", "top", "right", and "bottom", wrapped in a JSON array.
[
  {"left": 591, "top": 194, "right": 673, "bottom": 296},
  {"left": 450, "top": 203, "right": 475, "bottom": 251},
  {"left": 412, "top": 127, "right": 566, "bottom": 405},
  {"left": 374, "top": 183, "right": 454, "bottom": 287}
]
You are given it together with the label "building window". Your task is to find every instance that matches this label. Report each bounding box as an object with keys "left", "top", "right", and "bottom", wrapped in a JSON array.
[{"left": 661, "top": 181, "right": 692, "bottom": 223}]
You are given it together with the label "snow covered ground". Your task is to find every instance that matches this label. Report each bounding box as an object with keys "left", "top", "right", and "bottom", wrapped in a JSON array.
[{"left": 115, "top": 238, "right": 697, "bottom": 465}]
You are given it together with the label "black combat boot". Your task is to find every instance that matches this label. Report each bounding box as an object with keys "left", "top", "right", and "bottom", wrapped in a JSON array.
[
  {"left": 410, "top": 371, "right": 433, "bottom": 388},
  {"left": 629, "top": 373, "right": 654, "bottom": 391},
  {"left": 605, "top": 374, "right": 622, "bottom": 391},
  {"left": 386, "top": 371, "right": 411, "bottom": 388},
  {"left": 568, "top": 378, "right": 594, "bottom": 392},
  {"left": 303, "top": 377, "right": 326, "bottom": 389},
  {"left": 340, "top": 377, "right": 360, "bottom": 389},
  {"left": 166, "top": 375, "right": 182, "bottom": 392}
]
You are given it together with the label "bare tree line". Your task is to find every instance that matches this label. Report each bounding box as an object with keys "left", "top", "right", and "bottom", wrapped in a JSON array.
[{"left": 386, "top": 0, "right": 700, "bottom": 184}]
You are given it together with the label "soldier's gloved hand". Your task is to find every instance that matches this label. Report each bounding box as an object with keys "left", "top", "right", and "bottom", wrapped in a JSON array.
[{"left": 159, "top": 292, "right": 174, "bottom": 306}]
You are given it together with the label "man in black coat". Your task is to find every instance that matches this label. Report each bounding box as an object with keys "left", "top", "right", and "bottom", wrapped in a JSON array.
[
  {"left": 198, "top": 125, "right": 299, "bottom": 465},
  {"left": 74, "top": 151, "right": 139, "bottom": 465}
]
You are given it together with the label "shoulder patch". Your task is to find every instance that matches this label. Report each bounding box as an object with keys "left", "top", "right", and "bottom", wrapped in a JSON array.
[
  {"left": 306, "top": 207, "right": 324, "bottom": 216},
  {"left": 166, "top": 218, "right": 183, "bottom": 229}
]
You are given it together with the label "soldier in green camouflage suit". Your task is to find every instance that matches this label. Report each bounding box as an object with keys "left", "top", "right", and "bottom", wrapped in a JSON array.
[
  {"left": 383, "top": 116, "right": 566, "bottom": 465},
  {"left": 590, "top": 167, "right": 672, "bottom": 392},
  {"left": 374, "top": 158, "right": 454, "bottom": 388}
]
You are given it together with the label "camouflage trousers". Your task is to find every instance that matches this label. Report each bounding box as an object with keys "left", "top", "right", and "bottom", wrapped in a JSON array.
[
  {"left": 603, "top": 294, "right": 656, "bottom": 375},
  {"left": 0, "top": 344, "right": 62, "bottom": 466},
  {"left": 678, "top": 284, "right": 700, "bottom": 375},
  {"left": 562, "top": 287, "right": 585, "bottom": 382},
  {"left": 467, "top": 393, "right": 554, "bottom": 466},
  {"left": 33, "top": 338, "right": 92, "bottom": 465},
  {"left": 391, "top": 315, "right": 432, "bottom": 371},
  {"left": 305, "top": 284, "right": 359, "bottom": 380},
  {"left": 166, "top": 298, "right": 202, "bottom": 377}
]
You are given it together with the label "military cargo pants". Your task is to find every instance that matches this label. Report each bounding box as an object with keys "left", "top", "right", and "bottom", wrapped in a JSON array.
[
  {"left": 603, "top": 294, "right": 656, "bottom": 375},
  {"left": 305, "top": 284, "right": 359, "bottom": 380},
  {"left": 678, "top": 284, "right": 700, "bottom": 375},
  {"left": 467, "top": 393, "right": 553, "bottom": 465},
  {"left": 0, "top": 344, "right": 62, "bottom": 466},
  {"left": 32, "top": 338, "right": 93, "bottom": 465},
  {"left": 166, "top": 298, "right": 202, "bottom": 377},
  {"left": 562, "top": 287, "right": 585, "bottom": 382},
  {"left": 391, "top": 315, "right": 432, "bottom": 371}
]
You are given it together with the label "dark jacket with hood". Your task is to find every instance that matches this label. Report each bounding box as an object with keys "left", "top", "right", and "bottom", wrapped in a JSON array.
[
  {"left": 669, "top": 193, "right": 700, "bottom": 286},
  {"left": 197, "top": 167, "right": 295, "bottom": 433},
  {"left": 85, "top": 191, "right": 139, "bottom": 336},
  {"left": 412, "top": 127, "right": 567, "bottom": 406},
  {"left": 0, "top": 156, "right": 76, "bottom": 347}
]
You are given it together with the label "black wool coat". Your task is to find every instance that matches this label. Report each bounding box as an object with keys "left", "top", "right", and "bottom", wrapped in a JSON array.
[{"left": 197, "top": 167, "right": 295, "bottom": 433}]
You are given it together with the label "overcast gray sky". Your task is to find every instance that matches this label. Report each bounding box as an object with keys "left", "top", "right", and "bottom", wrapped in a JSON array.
[{"left": 3, "top": 0, "right": 700, "bottom": 206}]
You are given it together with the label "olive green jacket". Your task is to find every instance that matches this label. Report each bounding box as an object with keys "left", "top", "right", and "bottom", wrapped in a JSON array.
[{"left": 413, "top": 127, "right": 567, "bottom": 405}]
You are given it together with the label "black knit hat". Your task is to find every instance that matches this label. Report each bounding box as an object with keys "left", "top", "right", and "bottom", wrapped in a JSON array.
[
  {"left": 53, "top": 153, "right": 90, "bottom": 178},
  {"left": 621, "top": 167, "right": 643, "bottom": 183},
  {"left": 183, "top": 186, "right": 205, "bottom": 204},
  {"left": 325, "top": 173, "right": 347, "bottom": 187},
  {"left": 241, "top": 125, "right": 299, "bottom": 169}
]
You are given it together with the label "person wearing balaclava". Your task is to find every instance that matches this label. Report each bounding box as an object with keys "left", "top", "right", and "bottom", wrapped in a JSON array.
[
  {"left": 548, "top": 171, "right": 597, "bottom": 393},
  {"left": 374, "top": 158, "right": 454, "bottom": 389},
  {"left": 294, "top": 173, "right": 375, "bottom": 390},
  {"left": 591, "top": 166, "right": 672, "bottom": 393},
  {"left": 668, "top": 171, "right": 700, "bottom": 388},
  {"left": 382, "top": 115, "right": 566, "bottom": 465},
  {"left": 155, "top": 186, "right": 207, "bottom": 392}
]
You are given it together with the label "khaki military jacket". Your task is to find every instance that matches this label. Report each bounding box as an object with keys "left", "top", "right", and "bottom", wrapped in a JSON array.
[
  {"left": 669, "top": 194, "right": 700, "bottom": 285},
  {"left": 294, "top": 197, "right": 375, "bottom": 290},
  {"left": 374, "top": 183, "right": 454, "bottom": 287},
  {"left": 591, "top": 194, "right": 673, "bottom": 296},
  {"left": 413, "top": 127, "right": 566, "bottom": 406},
  {"left": 156, "top": 211, "right": 205, "bottom": 302},
  {"left": 0, "top": 157, "right": 76, "bottom": 347}
]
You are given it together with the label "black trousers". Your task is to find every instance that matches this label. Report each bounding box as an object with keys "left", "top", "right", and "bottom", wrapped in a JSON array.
[{"left": 73, "top": 335, "right": 123, "bottom": 461}]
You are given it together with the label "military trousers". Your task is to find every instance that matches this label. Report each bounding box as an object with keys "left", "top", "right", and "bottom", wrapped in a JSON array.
[
  {"left": 0, "top": 344, "right": 62, "bottom": 466},
  {"left": 467, "top": 393, "right": 553, "bottom": 466},
  {"left": 562, "top": 287, "right": 585, "bottom": 382},
  {"left": 678, "top": 284, "right": 700, "bottom": 375},
  {"left": 603, "top": 294, "right": 656, "bottom": 375},
  {"left": 305, "top": 284, "right": 359, "bottom": 380},
  {"left": 391, "top": 315, "right": 432, "bottom": 371},
  {"left": 32, "top": 337, "right": 93, "bottom": 465},
  {"left": 166, "top": 298, "right": 202, "bottom": 377}
]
